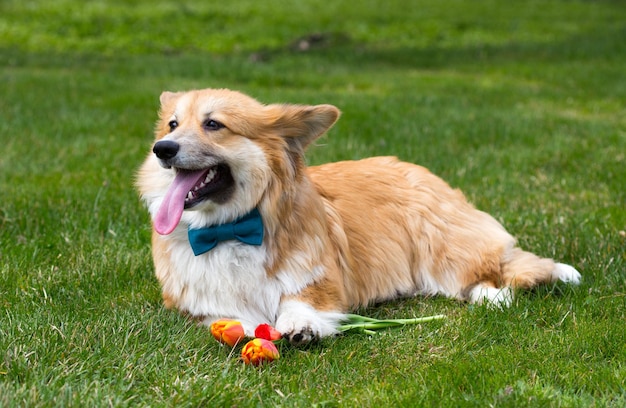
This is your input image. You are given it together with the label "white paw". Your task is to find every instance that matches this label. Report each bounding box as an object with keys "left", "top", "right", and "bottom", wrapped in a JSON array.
[
  {"left": 553, "top": 263, "right": 581, "bottom": 285},
  {"left": 468, "top": 285, "right": 513, "bottom": 309},
  {"left": 275, "top": 300, "right": 344, "bottom": 346}
]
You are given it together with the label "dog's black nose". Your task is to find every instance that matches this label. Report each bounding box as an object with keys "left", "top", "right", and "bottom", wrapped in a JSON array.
[{"left": 153, "top": 140, "right": 180, "bottom": 160}]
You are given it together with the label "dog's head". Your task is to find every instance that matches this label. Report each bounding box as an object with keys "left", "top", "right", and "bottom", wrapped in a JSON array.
[{"left": 137, "top": 88, "right": 340, "bottom": 235}]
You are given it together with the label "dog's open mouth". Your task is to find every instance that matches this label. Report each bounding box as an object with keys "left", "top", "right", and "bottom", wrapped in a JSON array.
[
  {"left": 153, "top": 164, "right": 234, "bottom": 235},
  {"left": 183, "top": 164, "right": 233, "bottom": 208}
]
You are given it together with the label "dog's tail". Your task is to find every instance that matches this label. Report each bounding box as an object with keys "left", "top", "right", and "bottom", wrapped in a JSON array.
[{"left": 501, "top": 247, "right": 581, "bottom": 289}]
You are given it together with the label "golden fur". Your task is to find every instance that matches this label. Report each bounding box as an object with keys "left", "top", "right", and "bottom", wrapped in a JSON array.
[{"left": 137, "top": 88, "right": 580, "bottom": 345}]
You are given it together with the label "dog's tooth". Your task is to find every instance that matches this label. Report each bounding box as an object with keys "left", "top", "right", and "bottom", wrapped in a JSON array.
[
  {"left": 187, "top": 191, "right": 194, "bottom": 200},
  {"left": 204, "top": 170, "right": 215, "bottom": 184}
]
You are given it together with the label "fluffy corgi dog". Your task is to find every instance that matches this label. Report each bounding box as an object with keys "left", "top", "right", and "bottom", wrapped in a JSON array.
[{"left": 137, "top": 88, "right": 581, "bottom": 345}]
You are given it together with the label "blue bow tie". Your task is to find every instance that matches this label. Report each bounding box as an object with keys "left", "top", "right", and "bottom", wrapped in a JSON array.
[{"left": 187, "top": 208, "right": 264, "bottom": 256}]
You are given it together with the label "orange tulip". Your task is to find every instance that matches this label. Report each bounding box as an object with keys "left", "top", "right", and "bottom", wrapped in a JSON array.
[
  {"left": 210, "top": 319, "right": 245, "bottom": 347},
  {"left": 241, "top": 338, "right": 280, "bottom": 365},
  {"left": 254, "top": 323, "right": 282, "bottom": 341}
]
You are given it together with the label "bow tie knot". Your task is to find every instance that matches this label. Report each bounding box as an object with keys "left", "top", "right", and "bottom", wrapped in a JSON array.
[{"left": 188, "top": 208, "right": 264, "bottom": 256}]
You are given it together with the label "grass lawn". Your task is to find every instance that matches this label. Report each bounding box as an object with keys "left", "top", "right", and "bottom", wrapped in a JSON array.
[{"left": 1, "top": 0, "right": 625, "bottom": 406}]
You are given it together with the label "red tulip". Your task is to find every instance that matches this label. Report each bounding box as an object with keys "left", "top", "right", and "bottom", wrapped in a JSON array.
[
  {"left": 210, "top": 319, "right": 245, "bottom": 347},
  {"left": 254, "top": 323, "right": 282, "bottom": 341},
  {"left": 241, "top": 338, "right": 280, "bottom": 365}
]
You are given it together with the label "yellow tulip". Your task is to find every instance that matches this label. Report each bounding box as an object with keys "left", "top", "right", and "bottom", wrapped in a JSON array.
[{"left": 241, "top": 338, "right": 280, "bottom": 365}]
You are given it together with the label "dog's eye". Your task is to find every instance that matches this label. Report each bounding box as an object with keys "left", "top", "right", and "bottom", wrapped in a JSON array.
[
  {"left": 203, "top": 119, "right": 224, "bottom": 131},
  {"left": 168, "top": 120, "right": 178, "bottom": 132}
]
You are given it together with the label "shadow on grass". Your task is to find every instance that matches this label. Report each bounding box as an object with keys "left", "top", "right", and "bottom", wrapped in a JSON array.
[
  {"left": 3, "top": 21, "right": 624, "bottom": 77},
  {"left": 246, "top": 24, "right": 626, "bottom": 69}
]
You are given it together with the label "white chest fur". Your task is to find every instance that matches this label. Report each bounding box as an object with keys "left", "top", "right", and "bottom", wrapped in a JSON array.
[{"left": 158, "top": 234, "right": 282, "bottom": 329}]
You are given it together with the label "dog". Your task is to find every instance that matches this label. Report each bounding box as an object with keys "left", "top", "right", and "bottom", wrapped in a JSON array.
[{"left": 136, "top": 88, "right": 581, "bottom": 345}]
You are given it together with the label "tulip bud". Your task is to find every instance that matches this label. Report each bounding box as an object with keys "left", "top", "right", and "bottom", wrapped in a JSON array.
[
  {"left": 241, "top": 338, "right": 280, "bottom": 365},
  {"left": 254, "top": 323, "right": 282, "bottom": 341},
  {"left": 210, "top": 319, "right": 245, "bottom": 347}
]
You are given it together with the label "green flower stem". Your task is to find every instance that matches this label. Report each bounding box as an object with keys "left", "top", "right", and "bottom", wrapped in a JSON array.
[{"left": 338, "top": 314, "right": 446, "bottom": 333}]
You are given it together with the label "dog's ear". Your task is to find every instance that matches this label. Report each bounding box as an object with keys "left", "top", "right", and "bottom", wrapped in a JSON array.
[
  {"left": 159, "top": 91, "right": 184, "bottom": 107},
  {"left": 269, "top": 104, "right": 341, "bottom": 152}
]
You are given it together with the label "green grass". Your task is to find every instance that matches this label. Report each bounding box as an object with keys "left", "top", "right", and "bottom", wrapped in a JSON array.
[{"left": 1, "top": 0, "right": 625, "bottom": 406}]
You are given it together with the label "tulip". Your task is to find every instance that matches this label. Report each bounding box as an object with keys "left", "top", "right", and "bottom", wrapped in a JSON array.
[
  {"left": 254, "top": 323, "right": 283, "bottom": 341},
  {"left": 241, "top": 338, "right": 280, "bottom": 365},
  {"left": 210, "top": 319, "right": 245, "bottom": 347}
]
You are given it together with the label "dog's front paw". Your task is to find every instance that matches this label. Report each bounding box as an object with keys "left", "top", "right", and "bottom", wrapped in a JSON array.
[
  {"left": 275, "top": 300, "right": 345, "bottom": 346},
  {"left": 282, "top": 325, "right": 319, "bottom": 346},
  {"left": 275, "top": 309, "right": 322, "bottom": 346}
]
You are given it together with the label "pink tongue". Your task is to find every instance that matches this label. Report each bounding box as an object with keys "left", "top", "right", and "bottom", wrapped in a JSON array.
[{"left": 154, "top": 170, "right": 207, "bottom": 235}]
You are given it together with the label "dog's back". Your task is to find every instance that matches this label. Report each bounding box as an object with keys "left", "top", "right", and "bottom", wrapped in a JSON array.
[{"left": 308, "top": 156, "right": 577, "bottom": 308}]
